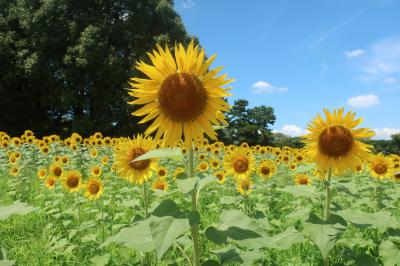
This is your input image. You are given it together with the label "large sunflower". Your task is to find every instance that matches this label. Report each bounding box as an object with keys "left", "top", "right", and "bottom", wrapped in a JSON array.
[
  {"left": 303, "top": 108, "right": 374, "bottom": 174},
  {"left": 128, "top": 41, "right": 233, "bottom": 147},
  {"left": 114, "top": 135, "right": 157, "bottom": 184},
  {"left": 224, "top": 147, "right": 255, "bottom": 179},
  {"left": 63, "top": 170, "right": 82, "bottom": 192}
]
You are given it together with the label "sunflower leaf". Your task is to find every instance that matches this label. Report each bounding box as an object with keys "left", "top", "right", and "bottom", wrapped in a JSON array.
[
  {"left": 379, "top": 240, "right": 400, "bottom": 266},
  {"left": 0, "top": 201, "right": 38, "bottom": 220},
  {"left": 133, "top": 148, "right": 183, "bottom": 161}
]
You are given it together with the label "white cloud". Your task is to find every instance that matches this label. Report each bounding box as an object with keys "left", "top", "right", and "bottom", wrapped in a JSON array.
[
  {"left": 182, "top": 0, "right": 195, "bottom": 9},
  {"left": 384, "top": 77, "right": 399, "bottom": 84},
  {"left": 345, "top": 49, "right": 364, "bottom": 58},
  {"left": 372, "top": 128, "right": 400, "bottom": 140},
  {"left": 251, "top": 80, "right": 288, "bottom": 94},
  {"left": 355, "top": 37, "right": 400, "bottom": 83},
  {"left": 273, "top": 125, "right": 308, "bottom": 137},
  {"left": 347, "top": 94, "right": 380, "bottom": 108}
]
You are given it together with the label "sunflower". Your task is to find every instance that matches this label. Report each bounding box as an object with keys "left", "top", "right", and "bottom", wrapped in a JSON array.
[
  {"left": 45, "top": 176, "right": 56, "bottom": 189},
  {"left": 101, "top": 156, "right": 109, "bottom": 165},
  {"left": 369, "top": 153, "right": 394, "bottom": 179},
  {"left": 37, "top": 168, "right": 47, "bottom": 179},
  {"left": 9, "top": 166, "right": 19, "bottom": 176},
  {"left": 49, "top": 163, "right": 63, "bottom": 178},
  {"left": 40, "top": 146, "right": 50, "bottom": 154},
  {"left": 152, "top": 179, "right": 169, "bottom": 191},
  {"left": 83, "top": 178, "right": 103, "bottom": 200},
  {"left": 354, "top": 163, "right": 364, "bottom": 173},
  {"left": 173, "top": 167, "right": 185, "bottom": 180},
  {"left": 63, "top": 170, "right": 82, "bottom": 192},
  {"left": 224, "top": 147, "right": 255, "bottom": 179},
  {"left": 258, "top": 160, "right": 276, "bottom": 179},
  {"left": 90, "top": 148, "right": 98, "bottom": 158},
  {"left": 215, "top": 171, "right": 226, "bottom": 184},
  {"left": 210, "top": 159, "right": 220, "bottom": 169},
  {"left": 91, "top": 165, "right": 102, "bottom": 177},
  {"left": 61, "top": 156, "right": 69, "bottom": 164},
  {"left": 295, "top": 174, "right": 312, "bottom": 185},
  {"left": 197, "top": 162, "right": 209, "bottom": 172},
  {"left": 114, "top": 135, "right": 157, "bottom": 184},
  {"left": 394, "top": 172, "right": 400, "bottom": 183},
  {"left": 128, "top": 41, "right": 233, "bottom": 147},
  {"left": 237, "top": 177, "right": 253, "bottom": 196},
  {"left": 157, "top": 166, "right": 168, "bottom": 179},
  {"left": 8, "top": 154, "right": 17, "bottom": 165},
  {"left": 303, "top": 108, "right": 374, "bottom": 174},
  {"left": 289, "top": 163, "right": 297, "bottom": 171}
]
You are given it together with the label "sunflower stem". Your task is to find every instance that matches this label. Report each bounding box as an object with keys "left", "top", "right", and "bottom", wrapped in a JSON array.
[
  {"left": 189, "top": 146, "right": 200, "bottom": 266},
  {"left": 143, "top": 181, "right": 149, "bottom": 218},
  {"left": 375, "top": 178, "right": 380, "bottom": 212},
  {"left": 100, "top": 198, "right": 105, "bottom": 242},
  {"left": 324, "top": 167, "right": 333, "bottom": 266},
  {"left": 76, "top": 192, "right": 81, "bottom": 226}
]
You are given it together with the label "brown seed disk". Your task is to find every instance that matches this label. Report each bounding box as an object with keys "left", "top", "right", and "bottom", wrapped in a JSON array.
[
  {"left": 159, "top": 73, "right": 207, "bottom": 122},
  {"left": 89, "top": 183, "right": 100, "bottom": 194},
  {"left": 128, "top": 148, "right": 150, "bottom": 170},
  {"left": 261, "top": 167, "right": 270, "bottom": 175},
  {"left": 373, "top": 163, "right": 388, "bottom": 175},
  {"left": 233, "top": 157, "right": 249, "bottom": 173},
  {"left": 67, "top": 176, "right": 79, "bottom": 188},
  {"left": 318, "top": 126, "right": 353, "bottom": 158}
]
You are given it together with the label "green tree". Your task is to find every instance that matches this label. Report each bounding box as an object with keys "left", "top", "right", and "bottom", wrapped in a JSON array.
[
  {"left": 273, "top": 133, "right": 305, "bottom": 148},
  {"left": 219, "top": 99, "right": 276, "bottom": 145},
  {"left": 0, "top": 0, "right": 193, "bottom": 137}
]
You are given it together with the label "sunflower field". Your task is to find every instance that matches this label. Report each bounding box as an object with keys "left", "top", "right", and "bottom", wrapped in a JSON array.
[{"left": 1, "top": 42, "right": 400, "bottom": 266}]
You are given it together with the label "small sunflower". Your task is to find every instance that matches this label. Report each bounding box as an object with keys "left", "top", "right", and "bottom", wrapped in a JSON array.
[
  {"left": 258, "top": 160, "right": 277, "bottom": 179},
  {"left": 224, "top": 147, "right": 255, "bottom": 179},
  {"left": 49, "top": 163, "right": 63, "bottom": 178},
  {"left": 215, "top": 171, "right": 226, "bottom": 184},
  {"left": 303, "top": 108, "right": 374, "bottom": 174},
  {"left": 173, "top": 167, "right": 185, "bottom": 180},
  {"left": 197, "top": 161, "right": 209, "bottom": 172},
  {"left": 45, "top": 176, "right": 57, "bottom": 189},
  {"left": 157, "top": 166, "right": 168, "bottom": 179},
  {"left": 91, "top": 165, "right": 102, "bottom": 177},
  {"left": 83, "top": 178, "right": 103, "bottom": 200},
  {"left": 295, "top": 174, "right": 312, "bottom": 185},
  {"left": 128, "top": 40, "right": 233, "bottom": 147},
  {"left": 37, "top": 168, "right": 47, "bottom": 180},
  {"left": 90, "top": 148, "right": 98, "bottom": 158},
  {"left": 369, "top": 153, "right": 394, "bottom": 179},
  {"left": 152, "top": 179, "right": 169, "bottom": 191},
  {"left": 114, "top": 135, "right": 157, "bottom": 184},
  {"left": 63, "top": 170, "right": 82, "bottom": 192},
  {"left": 210, "top": 159, "right": 220, "bottom": 169},
  {"left": 101, "top": 156, "right": 109, "bottom": 165},
  {"left": 9, "top": 166, "right": 19, "bottom": 176},
  {"left": 289, "top": 162, "right": 297, "bottom": 171},
  {"left": 237, "top": 177, "right": 253, "bottom": 196}
]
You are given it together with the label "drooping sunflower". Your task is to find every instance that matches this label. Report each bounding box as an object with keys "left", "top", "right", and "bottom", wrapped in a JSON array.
[
  {"left": 45, "top": 176, "right": 56, "bottom": 189},
  {"left": 152, "top": 179, "right": 169, "bottom": 191},
  {"left": 303, "top": 108, "right": 374, "bottom": 174},
  {"left": 224, "top": 147, "right": 255, "bottom": 179},
  {"left": 128, "top": 41, "right": 233, "bottom": 147},
  {"left": 83, "top": 178, "right": 103, "bottom": 200},
  {"left": 258, "top": 160, "right": 277, "bottom": 179},
  {"left": 62, "top": 170, "right": 82, "bottom": 192},
  {"left": 369, "top": 153, "right": 394, "bottom": 179},
  {"left": 236, "top": 177, "right": 253, "bottom": 196},
  {"left": 295, "top": 174, "right": 313, "bottom": 186},
  {"left": 114, "top": 135, "right": 157, "bottom": 184}
]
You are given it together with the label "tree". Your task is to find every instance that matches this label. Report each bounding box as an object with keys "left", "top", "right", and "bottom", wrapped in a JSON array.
[
  {"left": 219, "top": 99, "right": 276, "bottom": 145},
  {"left": 0, "top": 0, "right": 193, "bottom": 137},
  {"left": 272, "top": 133, "right": 305, "bottom": 148}
]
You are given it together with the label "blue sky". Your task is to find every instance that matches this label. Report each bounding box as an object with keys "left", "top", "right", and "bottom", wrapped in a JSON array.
[{"left": 174, "top": 0, "right": 400, "bottom": 139}]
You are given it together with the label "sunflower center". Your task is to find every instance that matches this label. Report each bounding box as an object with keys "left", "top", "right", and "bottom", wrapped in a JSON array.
[
  {"left": 233, "top": 157, "right": 249, "bottom": 173},
  {"left": 67, "top": 176, "right": 79, "bottom": 188},
  {"left": 318, "top": 126, "right": 353, "bottom": 158},
  {"left": 394, "top": 173, "right": 400, "bottom": 179},
  {"left": 53, "top": 167, "right": 62, "bottom": 177},
  {"left": 216, "top": 173, "right": 224, "bottom": 180},
  {"left": 158, "top": 169, "right": 166, "bottom": 176},
  {"left": 89, "top": 183, "right": 100, "bottom": 194},
  {"left": 159, "top": 73, "right": 207, "bottom": 122},
  {"left": 261, "top": 167, "right": 270, "bottom": 175},
  {"left": 128, "top": 148, "right": 150, "bottom": 170},
  {"left": 373, "top": 163, "right": 388, "bottom": 175},
  {"left": 299, "top": 178, "right": 308, "bottom": 185},
  {"left": 48, "top": 179, "right": 55, "bottom": 186}
]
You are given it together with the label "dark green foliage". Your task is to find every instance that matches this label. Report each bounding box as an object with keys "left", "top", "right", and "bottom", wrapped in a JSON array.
[
  {"left": 218, "top": 99, "right": 276, "bottom": 145},
  {"left": 0, "top": 0, "right": 193, "bottom": 137},
  {"left": 364, "top": 133, "right": 400, "bottom": 155},
  {"left": 273, "top": 133, "right": 305, "bottom": 148}
]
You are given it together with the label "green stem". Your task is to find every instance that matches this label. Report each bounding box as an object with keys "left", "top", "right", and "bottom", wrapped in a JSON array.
[
  {"left": 244, "top": 195, "right": 248, "bottom": 215},
  {"left": 100, "top": 198, "right": 105, "bottom": 242},
  {"left": 143, "top": 181, "right": 149, "bottom": 218},
  {"left": 324, "top": 167, "right": 333, "bottom": 266},
  {"left": 189, "top": 146, "right": 200, "bottom": 266},
  {"left": 174, "top": 242, "right": 193, "bottom": 266},
  {"left": 375, "top": 178, "right": 380, "bottom": 212},
  {"left": 77, "top": 192, "right": 81, "bottom": 226}
]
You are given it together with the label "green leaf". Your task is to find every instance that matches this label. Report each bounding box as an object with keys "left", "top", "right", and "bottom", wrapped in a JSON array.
[
  {"left": 302, "top": 212, "right": 347, "bottom": 261},
  {"left": 337, "top": 209, "right": 400, "bottom": 233},
  {"left": 176, "top": 177, "right": 199, "bottom": 194},
  {"left": 216, "top": 247, "right": 263, "bottom": 265},
  {"left": 198, "top": 175, "right": 218, "bottom": 191},
  {"left": 133, "top": 148, "right": 183, "bottom": 161},
  {"left": 271, "top": 227, "right": 305, "bottom": 250},
  {"left": 0, "top": 248, "right": 15, "bottom": 266},
  {"left": 90, "top": 253, "right": 110, "bottom": 266},
  {"left": 0, "top": 201, "right": 38, "bottom": 220},
  {"left": 379, "top": 240, "right": 400, "bottom": 266},
  {"left": 354, "top": 254, "right": 379, "bottom": 266},
  {"left": 278, "top": 185, "right": 317, "bottom": 199}
]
